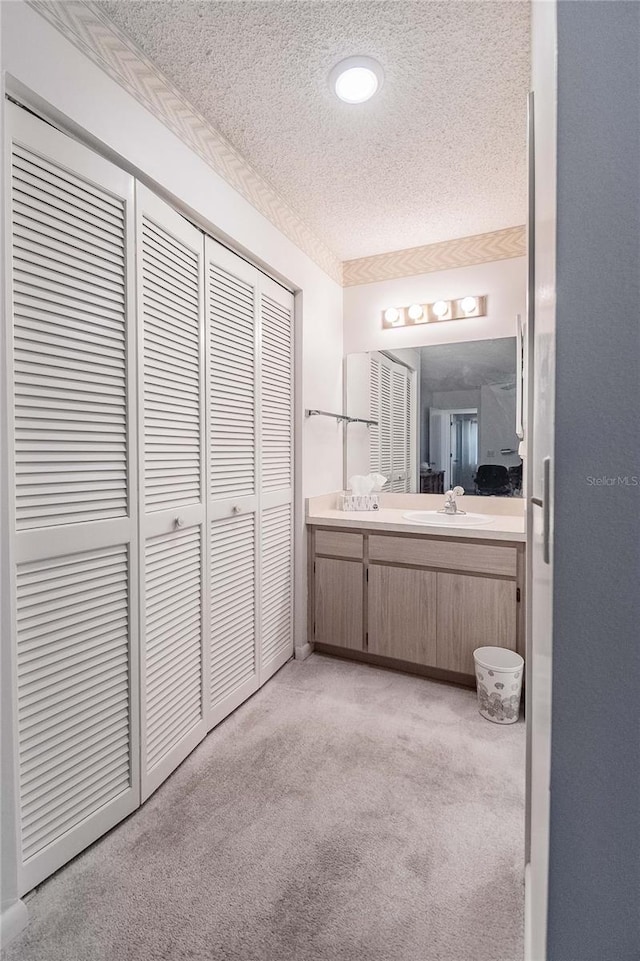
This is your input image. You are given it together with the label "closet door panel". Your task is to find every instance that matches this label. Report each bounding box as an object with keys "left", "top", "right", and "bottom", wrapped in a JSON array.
[
  {"left": 137, "top": 185, "right": 207, "bottom": 801},
  {"left": 144, "top": 524, "right": 203, "bottom": 774},
  {"left": 16, "top": 545, "right": 132, "bottom": 863},
  {"left": 205, "top": 239, "right": 260, "bottom": 722},
  {"left": 141, "top": 208, "right": 202, "bottom": 512},
  {"left": 208, "top": 251, "right": 257, "bottom": 505},
  {"left": 260, "top": 502, "right": 293, "bottom": 677},
  {"left": 209, "top": 513, "right": 258, "bottom": 727},
  {"left": 259, "top": 277, "right": 294, "bottom": 682},
  {"left": 7, "top": 104, "right": 139, "bottom": 896},
  {"left": 260, "top": 289, "right": 293, "bottom": 498}
]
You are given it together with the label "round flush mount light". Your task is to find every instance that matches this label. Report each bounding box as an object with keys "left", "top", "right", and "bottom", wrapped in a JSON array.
[
  {"left": 432, "top": 300, "right": 450, "bottom": 319},
  {"left": 407, "top": 304, "right": 424, "bottom": 321},
  {"left": 384, "top": 307, "right": 401, "bottom": 325},
  {"left": 460, "top": 296, "right": 478, "bottom": 314},
  {"left": 329, "top": 56, "right": 384, "bottom": 104}
]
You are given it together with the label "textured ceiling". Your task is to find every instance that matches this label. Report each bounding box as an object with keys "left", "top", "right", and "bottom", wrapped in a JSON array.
[
  {"left": 98, "top": 0, "right": 530, "bottom": 261},
  {"left": 415, "top": 338, "right": 516, "bottom": 391}
]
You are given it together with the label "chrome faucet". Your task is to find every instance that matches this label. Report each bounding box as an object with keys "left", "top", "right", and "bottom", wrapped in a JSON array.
[{"left": 439, "top": 486, "right": 466, "bottom": 515}]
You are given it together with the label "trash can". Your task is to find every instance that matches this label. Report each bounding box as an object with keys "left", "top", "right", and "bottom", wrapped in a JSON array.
[{"left": 473, "top": 647, "right": 524, "bottom": 724}]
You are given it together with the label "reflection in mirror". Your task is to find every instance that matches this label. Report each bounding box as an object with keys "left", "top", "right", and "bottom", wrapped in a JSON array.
[{"left": 345, "top": 337, "right": 523, "bottom": 497}]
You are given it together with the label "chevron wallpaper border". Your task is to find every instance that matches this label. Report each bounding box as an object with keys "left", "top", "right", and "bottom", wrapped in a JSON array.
[
  {"left": 342, "top": 226, "right": 527, "bottom": 287},
  {"left": 28, "top": 0, "right": 344, "bottom": 285}
]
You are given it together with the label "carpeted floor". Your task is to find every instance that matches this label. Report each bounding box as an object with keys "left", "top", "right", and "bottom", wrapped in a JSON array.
[{"left": 3, "top": 654, "right": 525, "bottom": 961}]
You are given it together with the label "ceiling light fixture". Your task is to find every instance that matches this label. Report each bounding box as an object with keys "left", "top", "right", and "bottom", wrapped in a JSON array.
[{"left": 329, "top": 56, "right": 384, "bottom": 104}]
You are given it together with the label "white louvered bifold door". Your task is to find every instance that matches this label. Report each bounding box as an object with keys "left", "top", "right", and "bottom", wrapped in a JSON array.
[
  {"left": 137, "top": 185, "right": 207, "bottom": 801},
  {"left": 205, "top": 238, "right": 260, "bottom": 728},
  {"left": 6, "top": 104, "right": 139, "bottom": 895},
  {"left": 258, "top": 277, "right": 294, "bottom": 683}
]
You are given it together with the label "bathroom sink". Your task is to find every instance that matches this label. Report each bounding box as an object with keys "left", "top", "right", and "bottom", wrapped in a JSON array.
[{"left": 402, "top": 510, "right": 494, "bottom": 528}]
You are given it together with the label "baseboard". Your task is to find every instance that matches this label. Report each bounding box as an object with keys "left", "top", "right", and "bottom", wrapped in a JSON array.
[
  {"left": 314, "top": 643, "right": 476, "bottom": 688},
  {"left": 0, "top": 899, "right": 28, "bottom": 949},
  {"left": 294, "top": 642, "right": 313, "bottom": 661}
]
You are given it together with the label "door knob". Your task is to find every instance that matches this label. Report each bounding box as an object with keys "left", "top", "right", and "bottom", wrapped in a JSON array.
[
  {"left": 174, "top": 516, "right": 184, "bottom": 529},
  {"left": 231, "top": 505, "right": 241, "bottom": 515}
]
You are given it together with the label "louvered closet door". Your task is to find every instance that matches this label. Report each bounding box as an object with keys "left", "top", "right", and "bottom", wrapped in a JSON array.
[
  {"left": 6, "top": 104, "right": 139, "bottom": 895},
  {"left": 205, "top": 238, "right": 260, "bottom": 727},
  {"left": 259, "top": 277, "right": 294, "bottom": 683},
  {"left": 137, "top": 186, "right": 207, "bottom": 800}
]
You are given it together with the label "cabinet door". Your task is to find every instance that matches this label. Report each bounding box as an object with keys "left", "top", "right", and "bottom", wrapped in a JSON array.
[
  {"left": 368, "top": 565, "right": 437, "bottom": 665},
  {"left": 314, "top": 558, "right": 363, "bottom": 650},
  {"left": 437, "top": 574, "right": 516, "bottom": 675}
]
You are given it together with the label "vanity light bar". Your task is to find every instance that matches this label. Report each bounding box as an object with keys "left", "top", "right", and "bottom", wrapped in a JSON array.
[{"left": 381, "top": 295, "right": 487, "bottom": 329}]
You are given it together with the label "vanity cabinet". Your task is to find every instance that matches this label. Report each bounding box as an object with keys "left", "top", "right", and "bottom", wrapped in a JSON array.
[
  {"left": 309, "top": 526, "right": 524, "bottom": 685},
  {"left": 436, "top": 573, "right": 517, "bottom": 675},
  {"left": 367, "top": 565, "right": 438, "bottom": 665},
  {"left": 314, "top": 557, "right": 364, "bottom": 650}
]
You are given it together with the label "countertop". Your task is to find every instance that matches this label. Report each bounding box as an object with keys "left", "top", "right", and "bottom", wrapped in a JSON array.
[{"left": 306, "top": 507, "right": 525, "bottom": 542}]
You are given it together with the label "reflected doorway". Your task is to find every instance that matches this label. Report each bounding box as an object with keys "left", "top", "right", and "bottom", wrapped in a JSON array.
[{"left": 429, "top": 407, "right": 478, "bottom": 491}]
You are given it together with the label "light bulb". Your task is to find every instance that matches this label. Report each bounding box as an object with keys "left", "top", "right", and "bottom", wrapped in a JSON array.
[
  {"left": 384, "top": 307, "right": 401, "bottom": 325},
  {"left": 461, "top": 296, "right": 478, "bottom": 314},
  {"left": 432, "top": 300, "right": 450, "bottom": 319},
  {"left": 407, "top": 304, "right": 424, "bottom": 321},
  {"left": 329, "top": 57, "right": 384, "bottom": 104}
]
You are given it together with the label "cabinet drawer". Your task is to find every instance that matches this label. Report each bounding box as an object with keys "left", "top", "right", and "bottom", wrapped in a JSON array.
[
  {"left": 314, "top": 529, "right": 363, "bottom": 560},
  {"left": 368, "top": 534, "right": 517, "bottom": 577}
]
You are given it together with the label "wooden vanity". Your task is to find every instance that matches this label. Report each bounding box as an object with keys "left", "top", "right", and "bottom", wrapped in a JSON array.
[{"left": 307, "top": 522, "right": 525, "bottom": 687}]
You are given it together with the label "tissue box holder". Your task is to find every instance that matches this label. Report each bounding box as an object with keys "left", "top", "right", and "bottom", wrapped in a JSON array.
[{"left": 340, "top": 493, "right": 380, "bottom": 512}]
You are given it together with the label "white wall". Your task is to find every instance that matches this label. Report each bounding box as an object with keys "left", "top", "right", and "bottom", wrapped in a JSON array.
[
  {"left": 0, "top": 0, "right": 343, "bottom": 931},
  {"left": 343, "top": 257, "right": 526, "bottom": 355},
  {"left": 478, "top": 384, "right": 520, "bottom": 468}
]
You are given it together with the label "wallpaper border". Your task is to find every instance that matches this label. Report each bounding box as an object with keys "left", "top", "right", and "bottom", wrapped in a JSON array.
[{"left": 342, "top": 226, "right": 527, "bottom": 287}]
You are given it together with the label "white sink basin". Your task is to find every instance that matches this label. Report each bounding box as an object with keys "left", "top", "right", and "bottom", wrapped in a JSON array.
[{"left": 402, "top": 510, "right": 494, "bottom": 528}]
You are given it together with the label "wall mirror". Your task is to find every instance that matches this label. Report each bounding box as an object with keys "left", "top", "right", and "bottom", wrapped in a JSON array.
[{"left": 345, "top": 337, "right": 523, "bottom": 497}]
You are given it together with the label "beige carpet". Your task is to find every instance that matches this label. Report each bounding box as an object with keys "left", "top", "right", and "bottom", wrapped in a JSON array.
[{"left": 3, "top": 654, "right": 525, "bottom": 961}]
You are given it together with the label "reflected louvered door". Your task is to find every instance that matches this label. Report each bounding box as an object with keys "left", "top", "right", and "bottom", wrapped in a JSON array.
[
  {"left": 391, "top": 365, "right": 406, "bottom": 491},
  {"left": 137, "top": 186, "right": 207, "bottom": 800},
  {"left": 407, "top": 368, "right": 418, "bottom": 492},
  {"left": 259, "top": 277, "right": 294, "bottom": 683},
  {"left": 369, "top": 354, "right": 381, "bottom": 475},
  {"left": 379, "top": 356, "right": 393, "bottom": 488},
  {"left": 7, "top": 104, "right": 139, "bottom": 895},
  {"left": 205, "top": 238, "right": 260, "bottom": 727}
]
